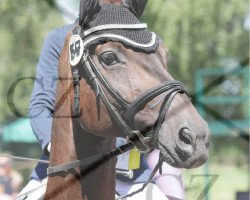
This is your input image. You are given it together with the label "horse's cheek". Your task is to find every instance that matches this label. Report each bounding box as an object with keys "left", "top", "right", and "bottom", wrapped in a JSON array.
[{"left": 79, "top": 88, "right": 114, "bottom": 135}]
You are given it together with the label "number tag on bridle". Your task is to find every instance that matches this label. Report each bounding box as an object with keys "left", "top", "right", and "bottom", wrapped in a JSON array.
[{"left": 69, "top": 34, "right": 84, "bottom": 66}]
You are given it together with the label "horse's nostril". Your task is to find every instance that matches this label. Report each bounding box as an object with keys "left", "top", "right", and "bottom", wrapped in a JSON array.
[
  {"left": 174, "top": 128, "right": 194, "bottom": 161},
  {"left": 179, "top": 128, "right": 193, "bottom": 145}
]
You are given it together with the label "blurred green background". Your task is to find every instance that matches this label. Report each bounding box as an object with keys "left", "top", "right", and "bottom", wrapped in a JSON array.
[{"left": 0, "top": 0, "right": 249, "bottom": 200}]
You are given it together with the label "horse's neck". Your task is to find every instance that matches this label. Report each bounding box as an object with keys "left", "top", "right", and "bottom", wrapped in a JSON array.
[
  {"left": 73, "top": 120, "right": 115, "bottom": 157},
  {"left": 46, "top": 117, "right": 116, "bottom": 200},
  {"left": 74, "top": 122, "right": 117, "bottom": 200},
  {"left": 45, "top": 106, "right": 116, "bottom": 200},
  {"left": 44, "top": 77, "right": 85, "bottom": 200}
]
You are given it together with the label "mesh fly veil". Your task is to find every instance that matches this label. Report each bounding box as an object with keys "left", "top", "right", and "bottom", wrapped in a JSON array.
[{"left": 79, "top": 3, "right": 159, "bottom": 53}]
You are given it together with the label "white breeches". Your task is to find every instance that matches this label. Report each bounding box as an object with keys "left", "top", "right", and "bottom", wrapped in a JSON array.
[
  {"left": 15, "top": 178, "right": 47, "bottom": 200},
  {"left": 116, "top": 179, "right": 168, "bottom": 200}
]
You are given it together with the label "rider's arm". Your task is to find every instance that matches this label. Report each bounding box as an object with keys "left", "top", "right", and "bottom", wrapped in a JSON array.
[
  {"left": 146, "top": 150, "right": 185, "bottom": 200},
  {"left": 29, "top": 25, "right": 72, "bottom": 152}
]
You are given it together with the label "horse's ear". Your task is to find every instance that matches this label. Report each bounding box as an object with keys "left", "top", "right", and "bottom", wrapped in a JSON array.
[
  {"left": 79, "top": 0, "right": 101, "bottom": 28},
  {"left": 122, "top": 0, "right": 148, "bottom": 18}
]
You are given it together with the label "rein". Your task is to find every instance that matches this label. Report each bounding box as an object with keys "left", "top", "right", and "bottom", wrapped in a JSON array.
[{"left": 47, "top": 140, "right": 134, "bottom": 175}]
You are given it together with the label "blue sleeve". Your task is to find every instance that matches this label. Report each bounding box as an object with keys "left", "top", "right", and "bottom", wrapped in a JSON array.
[{"left": 29, "top": 25, "right": 72, "bottom": 151}]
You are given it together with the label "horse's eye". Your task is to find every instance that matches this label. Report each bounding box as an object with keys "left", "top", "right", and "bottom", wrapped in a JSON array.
[{"left": 99, "top": 51, "right": 119, "bottom": 66}]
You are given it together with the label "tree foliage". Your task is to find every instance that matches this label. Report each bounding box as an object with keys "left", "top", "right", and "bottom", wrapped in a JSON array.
[
  {"left": 0, "top": 0, "right": 63, "bottom": 124},
  {"left": 142, "top": 0, "right": 249, "bottom": 87}
]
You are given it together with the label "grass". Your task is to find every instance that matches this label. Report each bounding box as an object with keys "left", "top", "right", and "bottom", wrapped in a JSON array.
[{"left": 183, "top": 162, "right": 249, "bottom": 200}]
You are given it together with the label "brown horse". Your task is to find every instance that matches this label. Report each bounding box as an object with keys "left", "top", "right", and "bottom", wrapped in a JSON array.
[{"left": 44, "top": 1, "right": 210, "bottom": 200}]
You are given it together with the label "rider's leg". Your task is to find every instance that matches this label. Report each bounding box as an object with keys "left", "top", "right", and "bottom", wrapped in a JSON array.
[
  {"left": 15, "top": 178, "right": 47, "bottom": 200},
  {"left": 116, "top": 179, "right": 168, "bottom": 200},
  {"left": 146, "top": 150, "right": 185, "bottom": 200}
]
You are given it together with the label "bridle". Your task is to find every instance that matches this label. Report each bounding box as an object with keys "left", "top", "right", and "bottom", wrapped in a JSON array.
[
  {"left": 73, "top": 23, "right": 190, "bottom": 149},
  {"left": 73, "top": 52, "right": 190, "bottom": 152},
  {"left": 47, "top": 23, "right": 190, "bottom": 198}
]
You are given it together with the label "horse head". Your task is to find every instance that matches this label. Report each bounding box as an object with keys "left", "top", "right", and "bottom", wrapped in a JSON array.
[{"left": 71, "top": 0, "right": 210, "bottom": 169}]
